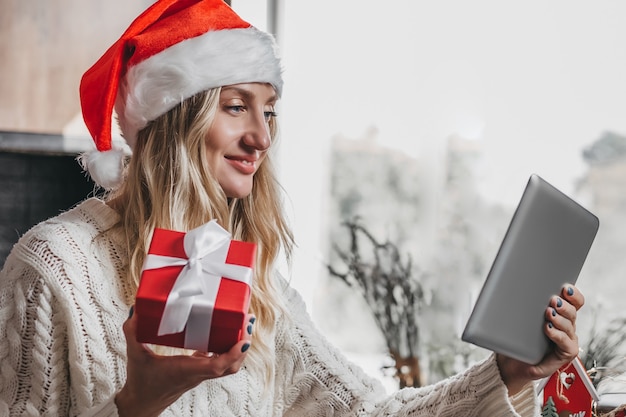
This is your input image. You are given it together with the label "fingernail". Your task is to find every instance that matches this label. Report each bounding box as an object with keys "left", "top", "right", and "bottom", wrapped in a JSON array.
[
  {"left": 567, "top": 287, "right": 574, "bottom": 296},
  {"left": 128, "top": 306, "right": 134, "bottom": 318},
  {"left": 249, "top": 317, "right": 256, "bottom": 324},
  {"left": 552, "top": 308, "right": 557, "bottom": 317},
  {"left": 241, "top": 343, "right": 250, "bottom": 353},
  {"left": 247, "top": 323, "right": 253, "bottom": 335},
  {"left": 548, "top": 322, "right": 553, "bottom": 328},
  {"left": 556, "top": 298, "right": 563, "bottom": 308}
]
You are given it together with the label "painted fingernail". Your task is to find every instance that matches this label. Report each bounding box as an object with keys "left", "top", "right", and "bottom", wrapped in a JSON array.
[
  {"left": 247, "top": 323, "right": 253, "bottom": 335},
  {"left": 548, "top": 322, "right": 553, "bottom": 328},
  {"left": 241, "top": 343, "right": 250, "bottom": 353},
  {"left": 567, "top": 287, "right": 574, "bottom": 296},
  {"left": 128, "top": 306, "right": 134, "bottom": 318},
  {"left": 556, "top": 298, "right": 563, "bottom": 308},
  {"left": 249, "top": 317, "right": 256, "bottom": 324},
  {"left": 552, "top": 308, "right": 557, "bottom": 317}
]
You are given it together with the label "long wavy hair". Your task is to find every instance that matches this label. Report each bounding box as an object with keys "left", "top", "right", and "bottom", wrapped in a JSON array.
[{"left": 108, "top": 86, "right": 294, "bottom": 382}]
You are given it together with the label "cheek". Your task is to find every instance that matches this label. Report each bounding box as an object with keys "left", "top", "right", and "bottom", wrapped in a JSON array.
[
  {"left": 203, "top": 141, "right": 218, "bottom": 157},
  {"left": 206, "top": 117, "right": 239, "bottom": 147},
  {"left": 203, "top": 129, "right": 225, "bottom": 158}
]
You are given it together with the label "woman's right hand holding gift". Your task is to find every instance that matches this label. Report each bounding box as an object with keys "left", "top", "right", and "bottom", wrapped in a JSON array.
[{"left": 115, "top": 307, "right": 255, "bottom": 417}]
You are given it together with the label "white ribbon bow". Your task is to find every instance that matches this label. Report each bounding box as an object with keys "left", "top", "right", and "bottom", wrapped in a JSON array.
[{"left": 142, "top": 220, "right": 253, "bottom": 351}]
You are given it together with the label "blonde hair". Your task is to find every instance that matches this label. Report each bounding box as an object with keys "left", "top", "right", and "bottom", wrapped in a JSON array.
[{"left": 109, "top": 86, "right": 294, "bottom": 382}]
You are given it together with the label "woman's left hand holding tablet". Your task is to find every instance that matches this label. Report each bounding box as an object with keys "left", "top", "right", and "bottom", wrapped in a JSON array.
[{"left": 496, "top": 284, "right": 585, "bottom": 395}]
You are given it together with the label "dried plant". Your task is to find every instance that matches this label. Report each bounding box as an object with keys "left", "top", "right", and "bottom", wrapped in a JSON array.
[
  {"left": 582, "top": 317, "right": 626, "bottom": 389},
  {"left": 327, "top": 217, "right": 426, "bottom": 387}
]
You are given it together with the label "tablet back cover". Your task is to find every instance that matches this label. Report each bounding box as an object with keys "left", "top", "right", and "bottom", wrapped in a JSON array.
[{"left": 461, "top": 174, "right": 599, "bottom": 364}]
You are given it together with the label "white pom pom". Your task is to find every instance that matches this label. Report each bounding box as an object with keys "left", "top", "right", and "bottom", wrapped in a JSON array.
[{"left": 78, "top": 148, "right": 126, "bottom": 190}]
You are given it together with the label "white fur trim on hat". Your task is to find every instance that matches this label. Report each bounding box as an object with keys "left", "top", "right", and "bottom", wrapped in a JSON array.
[
  {"left": 115, "top": 27, "right": 283, "bottom": 148},
  {"left": 78, "top": 145, "right": 130, "bottom": 190}
]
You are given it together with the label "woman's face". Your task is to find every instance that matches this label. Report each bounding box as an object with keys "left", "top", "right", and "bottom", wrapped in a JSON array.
[{"left": 205, "top": 83, "right": 277, "bottom": 198}]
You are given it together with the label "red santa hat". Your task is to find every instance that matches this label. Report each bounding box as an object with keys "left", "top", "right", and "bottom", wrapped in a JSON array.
[{"left": 79, "top": 0, "right": 283, "bottom": 189}]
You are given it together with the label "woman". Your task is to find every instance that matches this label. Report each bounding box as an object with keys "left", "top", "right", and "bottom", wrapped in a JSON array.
[{"left": 0, "top": 0, "right": 584, "bottom": 415}]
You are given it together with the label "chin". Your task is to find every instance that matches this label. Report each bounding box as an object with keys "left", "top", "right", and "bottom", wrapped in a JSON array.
[
  {"left": 224, "top": 187, "right": 253, "bottom": 199},
  {"left": 221, "top": 178, "right": 254, "bottom": 199}
]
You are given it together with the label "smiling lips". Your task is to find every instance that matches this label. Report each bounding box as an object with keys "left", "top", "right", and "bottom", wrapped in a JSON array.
[{"left": 225, "top": 155, "right": 257, "bottom": 175}]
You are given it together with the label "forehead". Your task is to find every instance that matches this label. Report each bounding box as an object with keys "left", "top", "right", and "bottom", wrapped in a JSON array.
[{"left": 221, "top": 83, "right": 278, "bottom": 102}]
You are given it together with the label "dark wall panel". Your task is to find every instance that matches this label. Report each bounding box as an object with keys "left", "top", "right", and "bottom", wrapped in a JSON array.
[{"left": 0, "top": 151, "right": 96, "bottom": 266}]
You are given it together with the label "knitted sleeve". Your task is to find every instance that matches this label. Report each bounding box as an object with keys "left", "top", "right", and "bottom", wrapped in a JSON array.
[
  {"left": 276, "top": 283, "right": 539, "bottom": 417},
  {"left": 0, "top": 205, "right": 126, "bottom": 417},
  {"left": 0, "top": 233, "right": 73, "bottom": 415}
]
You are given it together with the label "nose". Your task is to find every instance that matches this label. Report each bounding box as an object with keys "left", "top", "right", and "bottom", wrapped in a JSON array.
[{"left": 242, "top": 110, "right": 271, "bottom": 151}]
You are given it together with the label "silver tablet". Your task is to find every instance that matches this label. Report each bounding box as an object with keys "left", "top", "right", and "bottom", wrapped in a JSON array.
[{"left": 461, "top": 174, "right": 599, "bottom": 364}]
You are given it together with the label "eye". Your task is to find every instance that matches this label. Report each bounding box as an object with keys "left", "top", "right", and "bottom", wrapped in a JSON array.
[
  {"left": 264, "top": 110, "right": 278, "bottom": 122},
  {"left": 226, "top": 105, "right": 246, "bottom": 114}
]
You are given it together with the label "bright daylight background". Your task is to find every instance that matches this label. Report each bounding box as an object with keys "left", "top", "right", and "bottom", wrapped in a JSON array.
[{"left": 232, "top": 0, "right": 626, "bottom": 392}]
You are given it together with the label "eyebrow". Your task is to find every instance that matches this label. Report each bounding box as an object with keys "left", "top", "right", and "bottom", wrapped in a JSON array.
[{"left": 222, "top": 85, "right": 278, "bottom": 104}]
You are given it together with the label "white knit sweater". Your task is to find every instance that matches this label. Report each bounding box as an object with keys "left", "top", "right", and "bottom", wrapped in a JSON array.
[{"left": 0, "top": 198, "right": 539, "bottom": 416}]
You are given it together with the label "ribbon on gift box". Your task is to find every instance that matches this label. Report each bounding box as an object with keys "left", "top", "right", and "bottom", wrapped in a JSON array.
[{"left": 141, "top": 220, "right": 253, "bottom": 351}]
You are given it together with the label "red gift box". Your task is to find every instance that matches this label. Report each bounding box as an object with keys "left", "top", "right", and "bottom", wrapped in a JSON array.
[{"left": 135, "top": 220, "right": 256, "bottom": 353}]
